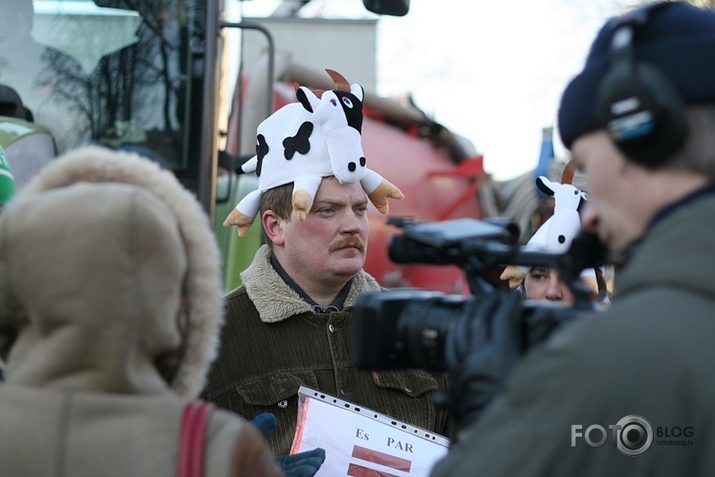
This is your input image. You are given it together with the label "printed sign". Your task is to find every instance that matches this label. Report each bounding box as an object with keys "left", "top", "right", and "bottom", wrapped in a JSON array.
[{"left": 290, "top": 386, "right": 449, "bottom": 477}]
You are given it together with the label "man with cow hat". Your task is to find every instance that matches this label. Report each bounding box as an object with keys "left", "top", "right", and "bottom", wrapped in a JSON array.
[{"left": 202, "top": 69, "right": 450, "bottom": 455}]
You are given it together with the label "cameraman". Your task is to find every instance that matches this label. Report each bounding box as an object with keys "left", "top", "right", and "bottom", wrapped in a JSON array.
[{"left": 432, "top": 2, "right": 715, "bottom": 476}]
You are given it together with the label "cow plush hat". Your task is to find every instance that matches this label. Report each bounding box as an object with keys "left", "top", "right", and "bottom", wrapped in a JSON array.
[
  {"left": 224, "top": 69, "right": 404, "bottom": 237},
  {"left": 500, "top": 174, "right": 600, "bottom": 296}
]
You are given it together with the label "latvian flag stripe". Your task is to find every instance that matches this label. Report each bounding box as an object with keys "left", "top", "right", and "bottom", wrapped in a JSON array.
[
  {"left": 347, "top": 463, "right": 398, "bottom": 477},
  {"left": 351, "top": 445, "right": 412, "bottom": 472}
]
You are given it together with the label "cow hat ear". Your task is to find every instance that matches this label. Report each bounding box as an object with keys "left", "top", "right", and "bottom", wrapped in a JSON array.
[
  {"left": 296, "top": 86, "right": 321, "bottom": 113},
  {"left": 536, "top": 176, "right": 556, "bottom": 196},
  {"left": 350, "top": 83, "right": 364, "bottom": 102}
]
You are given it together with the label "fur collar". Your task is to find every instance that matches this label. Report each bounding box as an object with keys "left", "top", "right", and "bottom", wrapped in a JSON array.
[{"left": 240, "top": 245, "right": 381, "bottom": 323}]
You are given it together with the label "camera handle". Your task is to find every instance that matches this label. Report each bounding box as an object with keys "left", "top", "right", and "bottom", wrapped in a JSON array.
[
  {"left": 458, "top": 231, "right": 607, "bottom": 308},
  {"left": 462, "top": 252, "right": 498, "bottom": 298}
]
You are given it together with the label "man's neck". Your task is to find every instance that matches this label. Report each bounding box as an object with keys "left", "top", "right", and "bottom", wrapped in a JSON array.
[{"left": 269, "top": 253, "right": 353, "bottom": 310}]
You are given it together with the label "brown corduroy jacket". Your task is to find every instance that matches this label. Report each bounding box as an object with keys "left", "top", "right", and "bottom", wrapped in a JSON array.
[{"left": 202, "top": 245, "right": 450, "bottom": 455}]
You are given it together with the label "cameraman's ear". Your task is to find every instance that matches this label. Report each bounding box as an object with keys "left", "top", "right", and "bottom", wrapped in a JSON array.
[{"left": 262, "top": 210, "right": 285, "bottom": 246}]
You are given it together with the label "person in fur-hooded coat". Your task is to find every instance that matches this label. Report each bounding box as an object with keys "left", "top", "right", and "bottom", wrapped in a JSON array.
[{"left": 0, "top": 146, "right": 283, "bottom": 477}]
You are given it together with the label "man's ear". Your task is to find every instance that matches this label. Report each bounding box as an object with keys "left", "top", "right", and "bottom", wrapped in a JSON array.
[{"left": 262, "top": 209, "right": 285, "bottom": 246}]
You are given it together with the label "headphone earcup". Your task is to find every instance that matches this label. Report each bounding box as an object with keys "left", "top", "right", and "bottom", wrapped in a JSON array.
[{"left": 596, "top": 61, "right": 687, "bottom": 167}]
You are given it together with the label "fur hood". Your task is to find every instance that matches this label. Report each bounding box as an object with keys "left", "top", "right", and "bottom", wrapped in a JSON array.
[
  {"left": 241, "top": 244, "right": 382, "bottom": 323},
  {"left": 0, "top": 146, "right": 223, "bottom": 399}
]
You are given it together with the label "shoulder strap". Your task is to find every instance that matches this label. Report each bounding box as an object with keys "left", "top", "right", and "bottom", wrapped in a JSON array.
[{"left": 178, "top": 400, "right": 215, "bottom": 477}]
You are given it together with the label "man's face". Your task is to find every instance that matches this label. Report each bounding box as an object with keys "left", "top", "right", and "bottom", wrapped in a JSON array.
[
  {"left": 523, "top": 267, "right": 575, "bottom": 303},
  {"left": 571, "top": 131, "right": 648, "bottom": 253},
  {"left": 275, "top": 177, "right": 369, "bottom": 285}
]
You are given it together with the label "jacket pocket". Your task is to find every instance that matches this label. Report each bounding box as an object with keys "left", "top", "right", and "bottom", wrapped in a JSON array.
[
  {"left": 369, "top": 370, "right": 448, "bottom": 436},
  {"left": 223, "top": 371, "right": 320, "bottom": 455},
  {"left": 371, "top": 369, "right": 440, "bottom": 397},
  {"left": 236, "top": 370, "right": 319, "bottom": 406}
]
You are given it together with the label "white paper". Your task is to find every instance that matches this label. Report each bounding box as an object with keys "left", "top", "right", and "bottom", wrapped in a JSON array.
[{"left": 291, "top": 386, "right": 449, "bottom": 477}]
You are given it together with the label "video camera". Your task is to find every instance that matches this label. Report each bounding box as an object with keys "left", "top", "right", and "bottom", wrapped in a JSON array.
[{"left": 352, "top": 217, "right": 608, "bottom": 372}]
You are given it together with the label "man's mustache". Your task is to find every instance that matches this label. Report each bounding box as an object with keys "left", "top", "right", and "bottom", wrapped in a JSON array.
[{"left": 330, "top": 238, "right": 365, "bottom": 253}]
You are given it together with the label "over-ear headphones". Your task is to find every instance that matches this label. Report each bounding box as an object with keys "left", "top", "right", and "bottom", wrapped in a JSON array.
[{"left": 595, "top": 2, "right": 687, "bottom": 167}]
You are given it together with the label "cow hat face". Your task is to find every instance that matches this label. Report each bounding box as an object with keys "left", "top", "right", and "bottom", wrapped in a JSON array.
[
  {"left": 295, "top": 81, "right": 366, "bottom": 184},
  {"left": 224, "top": 69, "right": 404, "bottom": 237}
]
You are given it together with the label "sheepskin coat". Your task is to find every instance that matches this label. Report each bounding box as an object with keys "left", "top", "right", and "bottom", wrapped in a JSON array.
[
  {"left": 202, "top": 245, "right": 450, "bottom": 454},
  {"left": 0, "top": 147, "right": 280, "bottom": 477}
]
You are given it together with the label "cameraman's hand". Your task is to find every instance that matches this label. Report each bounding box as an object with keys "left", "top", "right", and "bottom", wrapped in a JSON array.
[
  {"left": 250, "top": 413, "right": 326, "bottom": 477},
  {"left": 443, "top": 289, "right": 523, "bottom": 433}
]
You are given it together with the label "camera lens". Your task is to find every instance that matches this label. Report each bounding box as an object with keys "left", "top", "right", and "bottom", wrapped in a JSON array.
[{"left": 397, "top": 295, "right": 470, "bottom": 372}]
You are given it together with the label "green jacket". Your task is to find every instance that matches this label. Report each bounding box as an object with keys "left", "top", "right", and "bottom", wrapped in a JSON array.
[
  {"left": 203, "top": 245, "right": 450, "bottom": 454},
  {"left": 432, "top": 187, "right": 715, "bottom": 476}
]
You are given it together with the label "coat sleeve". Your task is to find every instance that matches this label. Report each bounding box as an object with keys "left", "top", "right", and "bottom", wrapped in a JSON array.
[
  {"left": 230, "top": 424, "right": 284, "bottom": 477},
  {"left": 429, "top": 314, "right": 630, "bottom": 477},
  {"left": 204, "top": 408, "right": 284, "bottom": 477}
]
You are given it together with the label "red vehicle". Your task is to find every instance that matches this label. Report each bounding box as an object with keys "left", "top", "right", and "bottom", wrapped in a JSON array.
[
  {"left": 2, "top": 0, "right": 542, "bottom": 292},
  {"left": 219, "top": 64, "right": 491, "bottom": 293}
]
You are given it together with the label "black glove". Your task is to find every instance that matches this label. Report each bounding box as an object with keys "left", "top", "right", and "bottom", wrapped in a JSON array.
[
  {"left": 442, "top": 289, "right": 523, "bottom": 432},
  {"left": 250, "top": 413, "right": 326, "bottom": 477}
]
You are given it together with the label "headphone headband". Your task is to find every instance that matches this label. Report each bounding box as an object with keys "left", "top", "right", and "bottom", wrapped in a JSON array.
[{"left": 595, "top": 2, "right": 687, "bottom": 166}]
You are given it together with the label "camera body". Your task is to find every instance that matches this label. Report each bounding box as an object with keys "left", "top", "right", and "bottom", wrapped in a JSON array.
[
  {"left": 353, "top": 289, "right": 581, "bottom": 372},
  {"left": 352, "top": 218, "right": 606, "bottom": 372}
]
